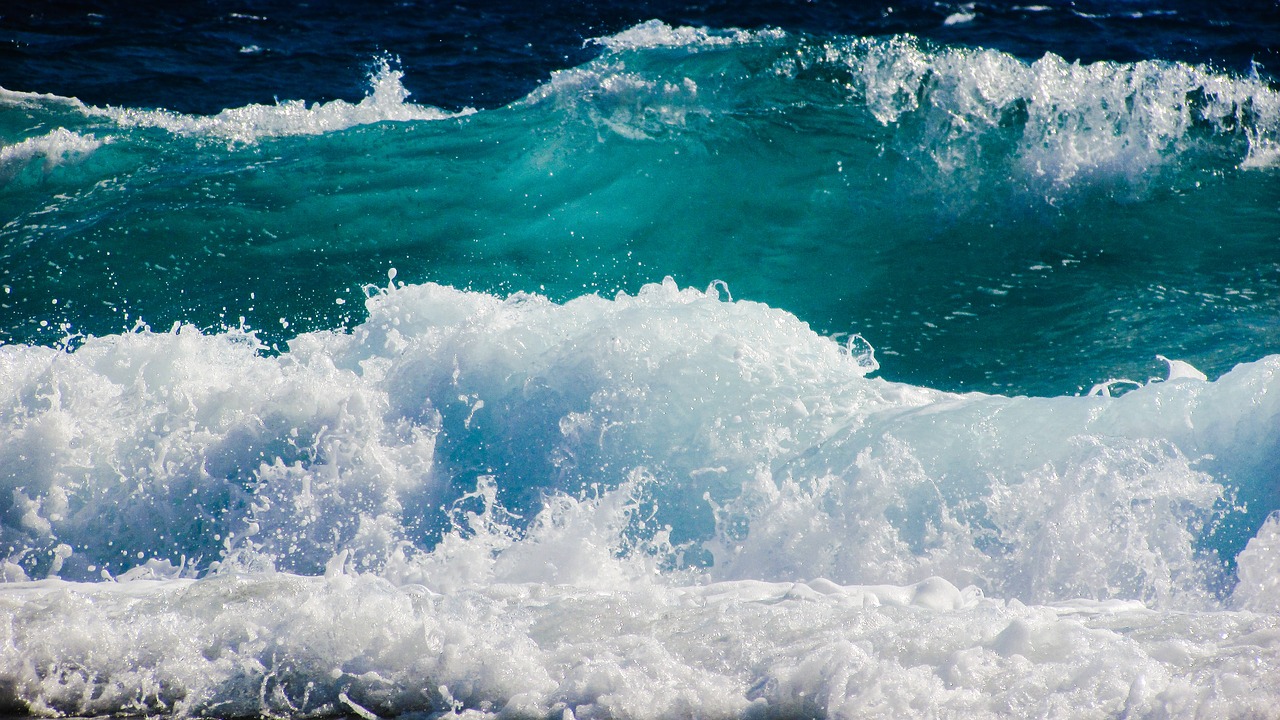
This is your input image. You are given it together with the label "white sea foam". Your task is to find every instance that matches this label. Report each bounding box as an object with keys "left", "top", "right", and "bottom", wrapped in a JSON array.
[
  {"left": 1, "top": 279, "right": 1279, "bottom": 715},
  {"left": 798, "top": 35, "right": 1280, "bottom": 190},
  {"left": 2, "top": 565, "right": 1278, "bottom": 718},
  {"left": 2, "top": 278, "right": 1278, "bottom": 595},
  {"left": 91, "top": 58, "right": 470, "bottom": 144},
  {"left": 942, "top": 3, "right": 977, "bottom": 26},
  {"left": 8, "top": 23, "right": 1276, "bottom": 185},
  {"left": 0, "top": 128, "right": 105, "bottom": 180},
  {"left": 0, "top": 86, "right": 88, "bottom": 111},
  {"left": 532, "top": 21, "right": 778, "bottom": 139},
  {"left": 1242, "top": 127, "right": 1280, "bottom": 169},
  {"left": 526, "top": 63, "right": 704, "bottom": 139},
  {"left": 590, "top": 19, "right": 784, "bottom": 52}
]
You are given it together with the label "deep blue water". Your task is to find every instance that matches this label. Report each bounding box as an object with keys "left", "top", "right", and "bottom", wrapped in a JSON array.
[{"left": 6, "top": 1, "right": 1278, "bottom": 114}]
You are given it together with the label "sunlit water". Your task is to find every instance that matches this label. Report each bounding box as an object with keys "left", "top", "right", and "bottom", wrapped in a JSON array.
[{"left": 1, "top": 12, "right": 1279, "bottom": 719}]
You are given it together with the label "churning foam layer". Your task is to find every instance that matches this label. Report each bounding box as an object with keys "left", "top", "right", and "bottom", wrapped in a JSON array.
[
  {"left": 0, "top": 278, "right": 1276, "bottom": 600},
  {"left": 3, "top": 572, "right": 1278, "bottom": 719},
  {"left": 91, "top": 59, "right": 468, "bottom": 144},
  {"left": 2, "top": 278, "right": 1280, "bottom": 716}
]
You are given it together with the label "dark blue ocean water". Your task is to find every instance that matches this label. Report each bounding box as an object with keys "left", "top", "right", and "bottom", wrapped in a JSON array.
[
  {"left": 2, "top": 3, "right": 1280, "bottom": 718},
  {"left": 5, "top": 1, "right": 1278, "bottom": 113}
]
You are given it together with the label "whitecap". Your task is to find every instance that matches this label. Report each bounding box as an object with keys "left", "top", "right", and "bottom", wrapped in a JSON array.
[
  {"left": 0, "top": 128, "right": 105, "bottom": 180},
  {"left": 92, "top": 57, "right": 471, "bottom": 144}
]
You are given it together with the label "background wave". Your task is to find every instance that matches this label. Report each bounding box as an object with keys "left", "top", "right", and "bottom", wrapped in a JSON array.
[{"left": 2, "top": 23, "right": 1278, "bottom": 396}]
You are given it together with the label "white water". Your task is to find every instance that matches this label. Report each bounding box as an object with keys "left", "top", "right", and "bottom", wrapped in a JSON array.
[
  {"left": 4, "top": 572, "right": 1277, "bottom": 719},
  {"left": 0, "top": 58, "right": 449, "bottom": 148},
  {"left": 0, "top": 129, "right": 104, "bottom": 182},
  {"left": 588, "top": 18, "right": 785, "bottom": 51},
  {"left": 95, "top": 59, "right": 468, "bottom": 144},
  {"left": 2, "top": 279, "right": 1279, "bottom": 717},
  {"left": 792, "top": 32, "right": 1280, "bottom": 189}
]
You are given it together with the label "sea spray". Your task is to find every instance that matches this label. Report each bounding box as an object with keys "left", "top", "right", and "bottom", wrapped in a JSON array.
[{"left": 1, "top": 279, "right": 1274, "bottom": 602}]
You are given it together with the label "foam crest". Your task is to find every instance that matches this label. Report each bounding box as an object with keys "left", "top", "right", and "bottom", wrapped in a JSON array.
[
  {"left": 0, "top": 280, "right": 899, "bottom": 583},
  {"left": 2, "top": 279, "right": 1279, "bottom": 608},
  {"left": 590, "top": 19, "right": 784, "bottom": 52},
  {"left": 525, "top": 61, "right": 706, "bottom": 139},
  {"left": 546, "top": 23, "right": 1277, "bottom": 195},
  {"left": 0, "top": 128, "right": 104, "bottom": 181},
  {"left": 93, "top": 59, "right": 468, "bottom": 144},
  {"left": 0, "top": 87, "right": 87, "bottom": 111},
  {"left": 783, "top": 34, "right": 1280, "bottom": 191}
]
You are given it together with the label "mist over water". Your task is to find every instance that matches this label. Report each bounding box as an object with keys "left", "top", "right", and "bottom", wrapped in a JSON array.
[{"left": 2, "top": 6, "right": 1280, "bottom": 719}]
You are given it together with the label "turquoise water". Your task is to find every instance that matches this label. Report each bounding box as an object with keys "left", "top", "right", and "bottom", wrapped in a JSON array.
[{"left": 5, "top": 31, "right": 1277, "bottom": 397}]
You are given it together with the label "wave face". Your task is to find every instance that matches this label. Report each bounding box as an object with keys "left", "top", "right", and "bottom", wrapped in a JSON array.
[
  {"left": 2, "top": 19, "right": 1280, "bottom": 720},
  {"left": 2, "top": 24, "right": 1279, "bottom": 395}
]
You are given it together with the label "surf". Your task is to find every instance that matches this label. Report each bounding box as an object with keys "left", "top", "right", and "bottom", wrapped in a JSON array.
[
  {"left": 1, "top": 278, "right": 1279, "bottom": 717},
  {"left": 2, "top": 19, "right": 1280, "bottom": 718}
]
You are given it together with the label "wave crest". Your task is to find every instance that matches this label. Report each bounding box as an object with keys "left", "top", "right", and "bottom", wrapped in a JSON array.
[
  {"left": 93, "top": 58, "right": 469, "bottom": 144},
  {"left": 2, "top": 279, "right": 1276, "bottom": 613},
  {"left": 784, "top": 33, "right": 1280, "bottom": 191}
]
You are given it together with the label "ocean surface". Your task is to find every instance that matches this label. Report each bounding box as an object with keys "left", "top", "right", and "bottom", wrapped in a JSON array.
[{"left": 1, "top": 1, "right": 1279, "bottom": 717}]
